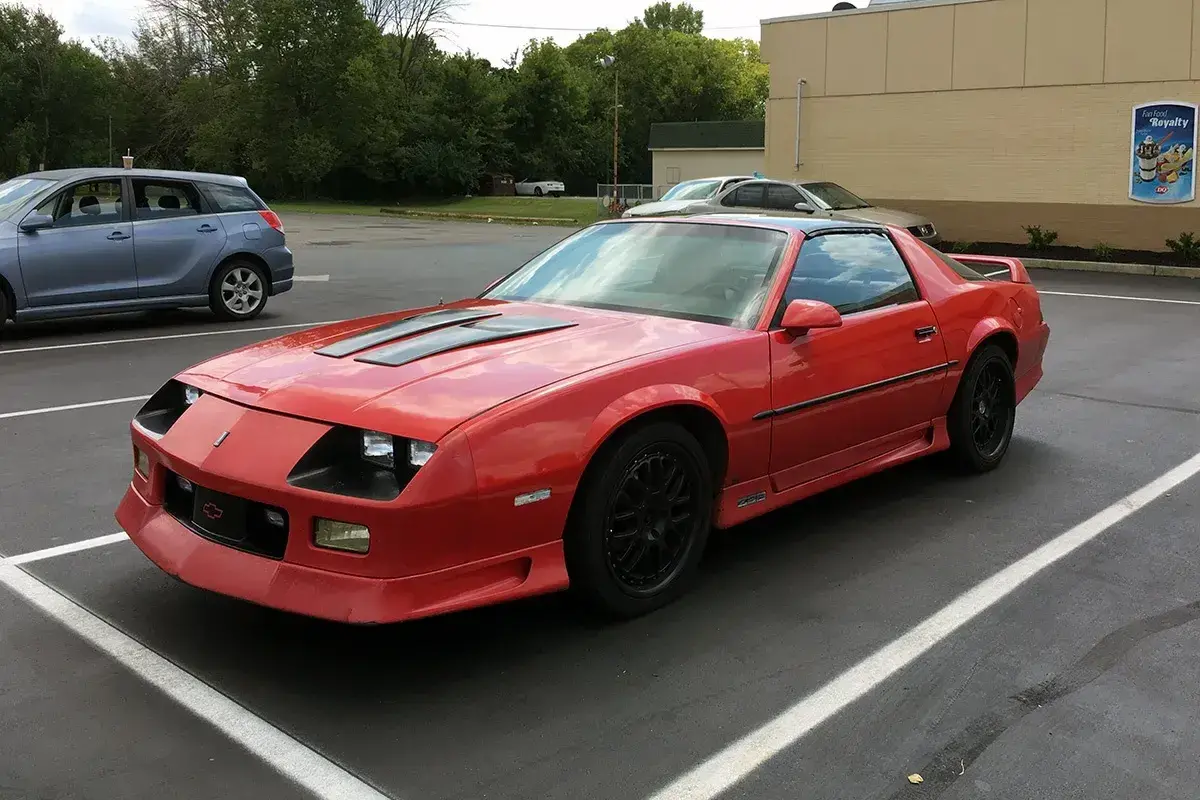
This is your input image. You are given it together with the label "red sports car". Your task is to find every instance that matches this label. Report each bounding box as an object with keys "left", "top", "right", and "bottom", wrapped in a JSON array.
[{"left": 117, "top": 215, "right": 1050, "bottom": 624}]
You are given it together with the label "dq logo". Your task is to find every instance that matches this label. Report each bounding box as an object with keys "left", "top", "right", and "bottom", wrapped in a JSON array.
[
  {"left": 201, "top": 502, "right": 224, "bottom": 520},
  {"left": 1156, "top": 186, "right": 1169, "bottom": 194}
]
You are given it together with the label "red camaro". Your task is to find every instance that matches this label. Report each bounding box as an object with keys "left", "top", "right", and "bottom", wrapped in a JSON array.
[{"left": 117, "top": 215, "right": 1050, "bottom": 624}]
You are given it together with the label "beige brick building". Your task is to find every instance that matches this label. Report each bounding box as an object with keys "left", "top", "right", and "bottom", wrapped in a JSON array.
[{"left": 759, "top": 0, "right": 1200, "bottom": 250}]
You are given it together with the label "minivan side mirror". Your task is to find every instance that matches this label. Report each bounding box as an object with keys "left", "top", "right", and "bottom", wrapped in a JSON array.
[
  {"left": 781, "top": 298, "right": 842, "bottom": 336},
  {"left": 20, "top": 214, "right": 55, "bottom": 233}
]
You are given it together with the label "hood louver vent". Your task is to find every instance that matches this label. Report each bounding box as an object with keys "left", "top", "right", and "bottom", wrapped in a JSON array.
[
  {"left": 315, "top": 308, "right": 502, "bottom": 358},
  {"left": 355, "top": 315, "right": 579, "bottom": 367}
]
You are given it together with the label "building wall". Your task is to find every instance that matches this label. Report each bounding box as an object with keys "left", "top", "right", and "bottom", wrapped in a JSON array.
[
  {"left": 760, "top": 0, "right": 1200, "bottom": 250},
  {"left": 650, "top": 149, "right": 765, "bottom": 189}
]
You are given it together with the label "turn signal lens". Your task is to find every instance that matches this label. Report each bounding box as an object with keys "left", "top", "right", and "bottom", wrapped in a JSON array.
[
  {"left": 408, "top": 439, "right": 437, "bottom": 468},
  {"left": 314, "top": 519, "right": 370, "bottom": 554},
  {"left": 134, "top": 447, "right": 150, "bottom": 478}
]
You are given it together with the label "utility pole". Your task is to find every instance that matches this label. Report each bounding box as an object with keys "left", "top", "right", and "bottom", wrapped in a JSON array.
[
  {"left": 599, "top": 55, "right": 621, "bottom": 211},
  {"left": 108, "top": 115, "right": 113, "bottom": 167}
]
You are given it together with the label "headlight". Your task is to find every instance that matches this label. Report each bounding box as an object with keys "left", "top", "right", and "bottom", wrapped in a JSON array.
[
  {"left": 134, "top": 379, "right": 202, "bottom": 438},
  {"left": 361, "top": 430, "right": 394, "bottom": 468},
  {"left": 183, "top": 384, "right": 202, "bottom": 405}
]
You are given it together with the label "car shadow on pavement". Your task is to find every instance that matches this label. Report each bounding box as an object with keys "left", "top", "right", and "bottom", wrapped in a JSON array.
[{"left": 0, "top": 309, "right": 283, "bottom": 343}]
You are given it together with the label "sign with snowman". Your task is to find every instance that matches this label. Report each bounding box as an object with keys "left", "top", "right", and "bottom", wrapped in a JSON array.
[{"left": 1129, "top": 101, "right": 1196, "bottom": 204}]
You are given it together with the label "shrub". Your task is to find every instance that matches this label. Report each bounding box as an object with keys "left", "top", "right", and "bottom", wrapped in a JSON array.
[
  {"left": 950, "top": 240, "right": 977, "bottom": 253},
  {"left": 1023, "top": 225, "right": 1059, "bottom": 250},
  {"left": 1091, "top": 242, "right": 1115, "bottom": 261},
  {"left": 1165, "top": 232, "right": 1200, "bottom": 262}
]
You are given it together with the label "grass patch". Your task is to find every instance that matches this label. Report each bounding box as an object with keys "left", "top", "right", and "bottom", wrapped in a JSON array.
[{"left": 271, "top": 196, "right": 605, "bottom": 226}]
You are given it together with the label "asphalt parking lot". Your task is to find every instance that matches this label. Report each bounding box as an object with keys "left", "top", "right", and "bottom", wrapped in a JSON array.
[{"left": 2, "top": 212, "right": 1198, "bottom": 800}]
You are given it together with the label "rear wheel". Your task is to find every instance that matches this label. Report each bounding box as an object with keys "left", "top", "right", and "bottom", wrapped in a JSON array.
[
  {"left": 209, "top": 260, "right": 268, "bottom": 321},
  {"left": 564, "top": 422, "right": 713, "bottom": 619},
  {"left": 534, "top": 186, "right": 544, "bottom": 197},
  {"left": 946, "top": 343, "right": 1016, "bottom": 473}
]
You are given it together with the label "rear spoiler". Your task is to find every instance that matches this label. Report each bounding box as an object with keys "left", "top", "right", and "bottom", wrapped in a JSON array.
[{"left": 951, "top": 254, "right": 1032, "bottom": 284}]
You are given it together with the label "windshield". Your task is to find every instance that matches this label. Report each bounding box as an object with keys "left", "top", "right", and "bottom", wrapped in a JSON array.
[
  {"left": 802, "top": 181, "right": 872, "bottom": 210},
  {"left": 0, "top": 178, "right": 55, "bottom": 218},
  {"left": 483, "top": 221, "right": 790, "bottom": 328},
  {"left": 660, "top": 180, "right": 723, "bottom": 202}
]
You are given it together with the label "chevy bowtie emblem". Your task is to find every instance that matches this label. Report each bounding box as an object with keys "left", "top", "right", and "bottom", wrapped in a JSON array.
[
  {"left": 213, "top": 431, "right": 230, "bottom": 447},
  {"left": 202, "top": 502, "right": 224, "bottom": 520}
]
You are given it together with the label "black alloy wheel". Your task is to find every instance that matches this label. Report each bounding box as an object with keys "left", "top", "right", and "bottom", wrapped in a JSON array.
[
  {"left": 564, "top": 421, "right": 714, "bottom": 618},
  {"left": 947, "top": 343, "right": 1016, "bottom": 473}
]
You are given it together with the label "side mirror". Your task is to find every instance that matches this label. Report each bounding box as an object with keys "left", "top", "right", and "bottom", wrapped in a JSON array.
[
  {"left": 793, "top": 202, "right": 814, "bottom": 214},
  {"left": 20, "top": 214, "right": 54, "bottom": 232},
  {"left": 781, "top": 299, "right": 842, "bottom": 336}
]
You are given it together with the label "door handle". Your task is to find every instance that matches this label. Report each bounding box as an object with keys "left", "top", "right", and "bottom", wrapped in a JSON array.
[
  {"left": 107, "top": 231, "right": 130, "bottom": 241},
  {"left": 915, "top": 326, "right": 938, "bottom": 340},
  {"left": 197, "top": 224, "right": 218, "bottom": 233}
]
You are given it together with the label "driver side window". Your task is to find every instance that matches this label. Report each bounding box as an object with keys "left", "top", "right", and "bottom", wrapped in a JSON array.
[
  {"left": 781, "top": 232, "right": 920, "bottom": 317},
  {"left": 722, "top": 183, "right": 765, "bottom": 209},
  {"left": 34, "top": 180, "right": 124, "bottom": 228}
]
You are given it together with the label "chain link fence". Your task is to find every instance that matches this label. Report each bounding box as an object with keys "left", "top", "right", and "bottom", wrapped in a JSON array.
[{"left": 596, "top": 184, "right": 672, "bottom": 215}]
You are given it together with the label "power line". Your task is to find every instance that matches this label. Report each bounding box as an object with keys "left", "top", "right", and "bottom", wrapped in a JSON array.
[{"left": 445, "top": 20, "right": 759, "bottom": 33}]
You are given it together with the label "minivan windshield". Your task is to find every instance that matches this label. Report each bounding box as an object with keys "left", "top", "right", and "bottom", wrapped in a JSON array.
[
  {"left": 483, "top": 221, "right": 790, "bottom": 328},
  {"left": 0, "top": 178, "right": 55, "bottom": 218}
]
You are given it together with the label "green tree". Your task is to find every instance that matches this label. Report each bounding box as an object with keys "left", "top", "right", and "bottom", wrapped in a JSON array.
[{"left": 638, "top": 2, "right": 704, "bottom": 35}]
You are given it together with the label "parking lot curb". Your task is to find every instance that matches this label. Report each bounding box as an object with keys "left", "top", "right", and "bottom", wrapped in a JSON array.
[
  {"left": 1022, "top": 257, "right": 1199, "bottom": 279},
  {"left": 378, "top": 208, "right": 580, "bottom": 226}
]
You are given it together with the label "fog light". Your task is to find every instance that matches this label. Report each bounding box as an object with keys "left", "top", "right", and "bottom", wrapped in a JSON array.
[
  {"left": 314, "top": 519, "right": 369, "bottom": 554},
  {"left": 264, "top": 509, "right": 286, "bottom": 528},
  {"left": 176, "top": 475, "right": 193, "bottom": 493},
  {"left": 134, "top": 448, "right": 150, "bottom": 477}
]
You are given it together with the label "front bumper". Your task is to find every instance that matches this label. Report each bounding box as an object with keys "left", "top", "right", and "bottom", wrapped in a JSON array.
[
  {"left": 117, "top": 391, "right": 570, "bottom": 623},
  {"left": 117, "top": 484, "right": 565, "bottom": 624}
]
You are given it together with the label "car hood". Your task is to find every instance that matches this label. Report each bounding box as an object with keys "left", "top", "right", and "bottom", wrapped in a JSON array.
[
  {"left": 833, "top": 206, "right": 929, "bottom": 228},
  {"left": 178, "top": 300, "right": 739, "bottom": 442},
  {"left": 625, "top": 199, "right": 703, "bottom": 217}
]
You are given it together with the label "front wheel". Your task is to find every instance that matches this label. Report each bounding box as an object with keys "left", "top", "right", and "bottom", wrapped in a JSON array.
[
  {"left": 946, "top": 344, "right": 1016, "bottom": 473},
  {"left": 209, "top": 260, "right": 268, "bottom": 321},
  {"left": 564, "top": 422, "right": 714, "bottom": 619}
]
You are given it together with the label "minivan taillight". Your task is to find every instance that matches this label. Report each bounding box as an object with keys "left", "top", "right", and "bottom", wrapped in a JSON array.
[{"left": 259, "top": 210, "right": 284, "bottom": 233}]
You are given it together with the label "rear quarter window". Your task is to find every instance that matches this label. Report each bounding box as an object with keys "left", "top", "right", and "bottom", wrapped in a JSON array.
[{"left": 200, "top": 182, "right": 265, "bottom": 213}]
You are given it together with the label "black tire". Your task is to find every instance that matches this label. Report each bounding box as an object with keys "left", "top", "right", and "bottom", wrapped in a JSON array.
[
  {"left": 0, "top": 286, "right": 9, "bottom": 326},
  {"left": 534, "top": 186, "right": 544, "bottom": 197},
  {"left": 209, "top": 259, "right": 269, "bottom": 321},
  {"left": 564, "top": 421, "right": 714, "bottom": 619},
  {"left": 946, "top": 343, "right": 1016, "bottom": 473}
]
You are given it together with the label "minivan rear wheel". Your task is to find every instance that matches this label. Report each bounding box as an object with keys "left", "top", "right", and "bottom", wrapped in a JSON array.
[{"left": 209, "top": 260, "right": 268, "bottom": 321}]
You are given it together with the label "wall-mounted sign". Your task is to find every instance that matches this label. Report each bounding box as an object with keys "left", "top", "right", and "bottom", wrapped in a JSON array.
[{"left": 1130, "top": 101, "right": 1196, "bottom": 204}]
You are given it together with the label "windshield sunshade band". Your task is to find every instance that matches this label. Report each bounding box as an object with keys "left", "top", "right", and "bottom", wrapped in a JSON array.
[
  {"left": 355, "top": 316, "right": 579, "bottom": 367},
  {"left": 316, "top": 308, "right": 503, "bottom": 358}
]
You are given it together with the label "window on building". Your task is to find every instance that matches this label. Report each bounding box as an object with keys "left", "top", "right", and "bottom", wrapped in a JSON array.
[
  {"left": 666, "top": 167, "right": 681, "bottom": 184},
  {"left": 781, "top": 232, "right": 920, "bottom": 317}
]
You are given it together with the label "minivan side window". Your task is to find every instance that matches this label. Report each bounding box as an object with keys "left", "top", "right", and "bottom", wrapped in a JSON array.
[
  {"left": 132, "top": 180, "right": 204, "bottom": 219},
  {"left": 780, "top": 231, "right": 920, "bottom": 317},
  {"left": 33, "top": 180, "right": 125, "bottom": 228},
  {"left": 200, "top": 182, "right": 264, "bottom": 213}
]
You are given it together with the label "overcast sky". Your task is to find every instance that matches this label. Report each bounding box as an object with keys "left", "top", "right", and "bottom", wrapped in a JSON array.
[{"left": 17, "top": 0, "right": 834, "bottom": 63}]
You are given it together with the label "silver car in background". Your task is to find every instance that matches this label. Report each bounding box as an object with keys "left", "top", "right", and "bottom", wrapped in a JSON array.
[
  {"left": 0, "top": 167, "right": 293, "bottom": 327},
  {"left": 633, "top": 177, "right": 941, "bottom": 244},
  {"left": 622, "top": 176, "right": 756, "bottom": 218}
]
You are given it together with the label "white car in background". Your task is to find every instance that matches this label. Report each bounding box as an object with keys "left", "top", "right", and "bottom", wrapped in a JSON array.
[{"left": 515, "top": 179, "right": 566, "bottom": 198}]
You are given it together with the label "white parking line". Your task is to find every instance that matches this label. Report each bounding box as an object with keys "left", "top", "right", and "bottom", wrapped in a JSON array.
[
  {"left": 293, "top": 274, "right": 331, "bottom": 282},
  {"left": 0, "top": 320, "right": 340, "bottom": 357},
  {"left": 1, "top": 532, "right": 130, "bottom": 566},
  {"left": 0, "top": 562, "right": 390, "bottom": 800},
  {"left": 1040, "top": 290, "right": 1200, "bottom": 306},
  {"left": 0, "top": 396, "right": 151, "bottom": 421},
  {"left": 646, "top": 449, "right": 1200, "bottom": 800}
]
